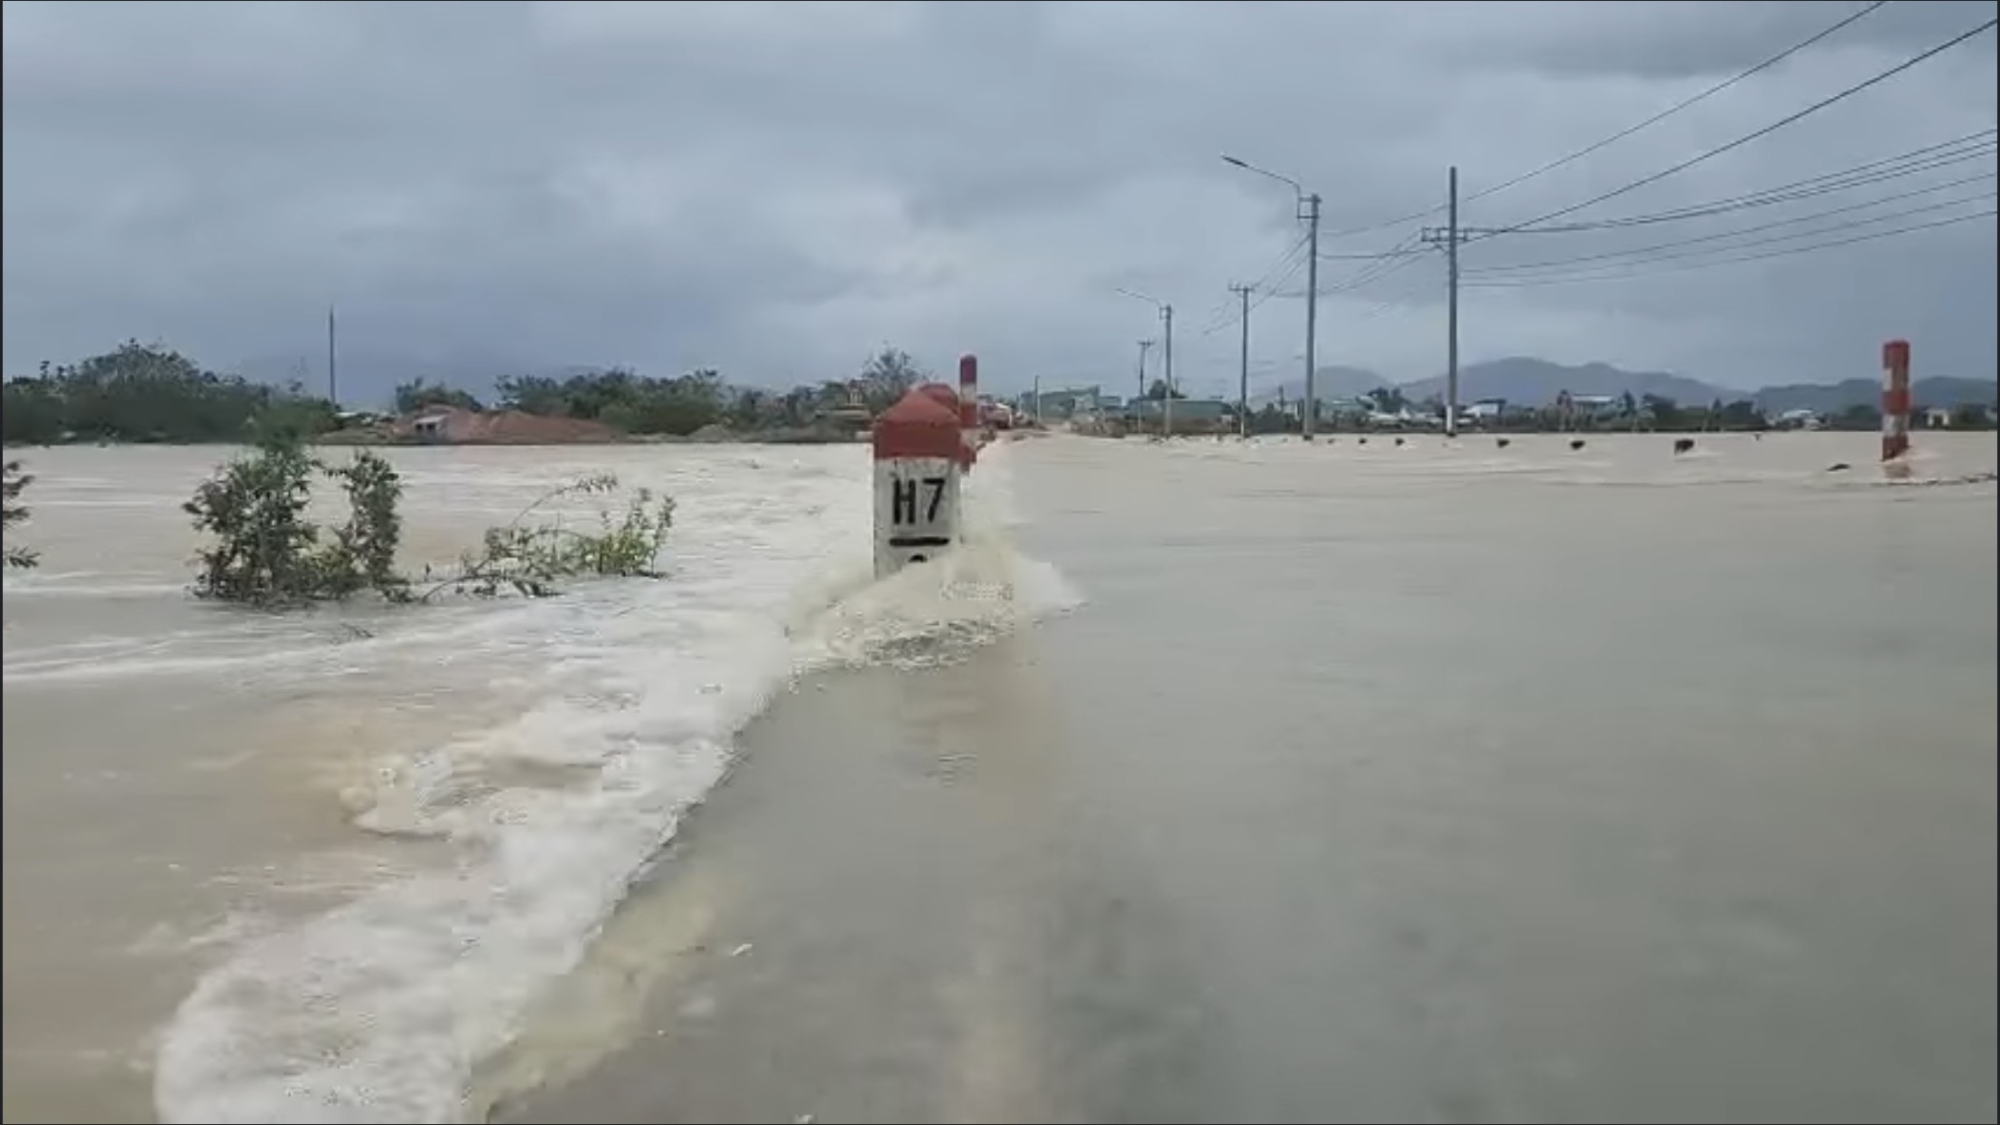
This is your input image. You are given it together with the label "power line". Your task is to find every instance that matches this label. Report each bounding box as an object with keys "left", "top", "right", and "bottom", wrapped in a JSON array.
[
  {"left": 1202, "top": 234, "right": 1313, "bottom": 335},
  {"left": 1505, "top": 129, "right": 1996, "bottom": 234},
  {"left": 1467, "top": 190, "right": 1995, "bottom": 281},
  {"left": 1315, "top": 0, "right": 1894, "bottom": 240},
  {"left": 1464, "top": 1, "right": 1895, "bottom": 207},
  {"left": 1323, "top": 231, "right": 1429, "bottom": 294},
  {"left": 1462, "top": 207, "right": 1996, "bottom": 289},
  {"left": 1465, "top": 172, "right": 1996, "bottom": 275},
  {"left": 1198, "top": 238, "right": 1307, "bottom": 332},
  {"left": 1319, "top": 246, "right": 1431, "bottom": 261},
  {"left": 1479, "top": 16, "right": 2000, "bottom": 239},
  {"left": 1268, "top": 247, "right": 1440, "bottom": 300},
  {"left": 1214, "top": 234, "right": 1307, "bottom": 317}
]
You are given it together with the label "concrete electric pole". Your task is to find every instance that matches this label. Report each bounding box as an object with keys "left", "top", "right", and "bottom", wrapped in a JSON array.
[
  {"left": 1119, "top": 287, "right": 1175, "bottom": 437},
  {"left": 1445, "top": 166, "right": 1458, "bottom": 438},
  {"left": 1302, "top": 191, "right": 1321, "bottom": 441},
  {"left": 1229, "top": 282, "right": 1254, "bottom": 438},
  {"left": 326, "top": 304, "right": 338, "bottom": 407},
  {"left": 1220, "top": 155, "right": 1323, "bottom": 441},
  {"left": 1421, "top": 166, "right": 1508, "bottom": 440}
]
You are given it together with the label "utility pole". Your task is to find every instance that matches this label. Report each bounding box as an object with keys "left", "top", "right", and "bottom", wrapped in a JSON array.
[
  {"left": 1422, "top": 166, "right": 1509, "bottom": 440},
  {"left": 1220, "top": 156, "right": 1322, "bottom": 440},
  {"left": 1229, "top": 283, "right": 1253, "bottom": 438},
  {"left": 1302, "top": 191, "right": 1321, "bottom": 441},
  {"left": 1118, "top": 286, "right": 1174, "bottom": 436},
  {"left": 326, "top": 304, "right": 338, "bottom": 407},
  {"left": 1445, "top": 166, "right": 1457, "bottom": 439}
]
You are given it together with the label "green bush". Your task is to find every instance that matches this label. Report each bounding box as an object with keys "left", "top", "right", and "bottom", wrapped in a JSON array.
[
  {"left": 184, "top": 439, "right": 670, "bottom": 606},
  {"left": 184, "top": 438, "right": 403, "bottom": 605}
]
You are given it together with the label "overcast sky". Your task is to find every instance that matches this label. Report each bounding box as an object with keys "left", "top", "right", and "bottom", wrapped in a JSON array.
[{"left": 3, "top": 0, "right": 1995, "bottom": 402}]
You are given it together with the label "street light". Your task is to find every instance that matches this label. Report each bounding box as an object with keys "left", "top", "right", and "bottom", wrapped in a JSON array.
[
  {"left": 1116, "top": 286, "right": 1174, "bottom": 437},
  {"left": 1222, "top": 153, "right": 1323, "bottom": 440}
]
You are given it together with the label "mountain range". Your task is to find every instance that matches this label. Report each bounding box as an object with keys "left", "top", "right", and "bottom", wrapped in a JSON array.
[{"left": 1253, "top": 357, "right": 1996, "bottom": 414}]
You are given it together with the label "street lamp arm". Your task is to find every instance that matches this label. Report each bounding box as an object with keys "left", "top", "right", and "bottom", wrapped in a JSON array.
[{"left": 1219, "top": 153, "right": 1303, "bottom": 199}]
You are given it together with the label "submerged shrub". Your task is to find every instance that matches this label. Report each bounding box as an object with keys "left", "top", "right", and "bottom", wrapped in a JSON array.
[{"left": 185, "top": 439, "right": 670, "bottom": 606}]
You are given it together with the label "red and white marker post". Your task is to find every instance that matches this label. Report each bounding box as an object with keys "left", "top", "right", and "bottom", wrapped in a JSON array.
[
  {"left": 958, "top": 353, "right": 981, "bottom": 473},
  {"left": 872, "top": 387, "right": 964, "bottom": 578},
  {"left": 1881, "top": 338, "right": 1912, "bottom": 467}
]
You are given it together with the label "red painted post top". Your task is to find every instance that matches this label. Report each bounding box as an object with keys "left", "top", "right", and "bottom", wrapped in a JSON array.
[
  {"left": 873, "top": 389, "right": 964, "bottom": 461},
  {"left": 1882, "top": 339, "right": 1911, "bottom": 369},
  {"left": 957, "top": 355, "right": 978, "bottom": 427},
  {"left": 917, "top": 382, "right": 959, "bottom": 412},
  {"left": 909, "top": 381, "right": 977, "bottom": 467}
]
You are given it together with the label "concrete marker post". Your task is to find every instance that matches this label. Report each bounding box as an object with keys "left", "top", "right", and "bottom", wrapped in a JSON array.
[
  {"left": 1881, "top": 339, "right": 1912, "bottom": 468},
  {"left": 958, "top": 354, "right": 981, "bottom": 473},
  {"left": 873, "top": 388, "right": 964, "bottom": 579}
]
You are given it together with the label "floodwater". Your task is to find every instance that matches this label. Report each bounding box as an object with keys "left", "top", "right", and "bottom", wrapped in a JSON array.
[{"left": 2, "top": 432, "right": 1995, "bottom": 1124}]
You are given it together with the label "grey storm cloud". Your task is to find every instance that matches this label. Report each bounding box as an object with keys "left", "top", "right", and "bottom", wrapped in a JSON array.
[{"left": 2, "top": 0, "right": 1994, "bottom": 405}]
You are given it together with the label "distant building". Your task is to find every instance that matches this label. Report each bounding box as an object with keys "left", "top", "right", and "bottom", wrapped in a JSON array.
[
  {"left": 1461, "top": 399, "right": 1507, "bottom": 425},
  {"left": 1266, "top": 397, "right": 1368, "bottom": 424},
  {"left": 1564, "top": 394, "right": 1622, "bottom": 420},
  {"left": 1130, "top": 398, "right": 1231, "bottom": 430},
  {"left": 1318, "top": 397, "right": 1372, "bottom": 423},
  {"left": 1027, "top": 385, "right": 1103, "bottom": 421}
]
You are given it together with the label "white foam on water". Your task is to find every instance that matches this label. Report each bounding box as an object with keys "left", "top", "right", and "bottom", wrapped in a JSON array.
[
  {"left": 0, "top": 603, "right": 534, "bottom": 686},
  {"left": 0, "top": 571, "right": 188, "bottom": 599},
  {"left": 152, "top": 443, "right": 1081, "bottom": 1125}
]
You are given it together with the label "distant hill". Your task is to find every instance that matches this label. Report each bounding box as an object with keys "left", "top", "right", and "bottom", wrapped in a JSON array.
[
  {"left": 1242, "top": 356, "right": 1995, "bottom": 414},
  {"left": 1399, "top": 357, "right": 1734, "bottom": 407},
  {"left": 1755, "top": 376, "right": 1998, "bottom": 415}
]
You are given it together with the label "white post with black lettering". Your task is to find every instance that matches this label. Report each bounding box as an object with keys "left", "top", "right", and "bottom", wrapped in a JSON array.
[{"left": 872, "top": 388, "right": 964, "bottom": 579}]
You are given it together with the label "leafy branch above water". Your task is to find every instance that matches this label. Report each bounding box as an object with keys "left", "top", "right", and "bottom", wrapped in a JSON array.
[
  {"left": 421, "top": 475, "right": 674, "bottom": 600},
  {"left": 3, "top": 459, "right": 37, "bottom": 569},
  {"left": 184, "top": 437, "right": 672, "bottom": 607}
]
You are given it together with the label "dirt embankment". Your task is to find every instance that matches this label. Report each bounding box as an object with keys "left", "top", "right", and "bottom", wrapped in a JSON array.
[
  {"left": 317, "top": 407, "right": 620, "bottom": 446},
  {"left": 318, "top": 409, "right": 871, "bottom": 447}
]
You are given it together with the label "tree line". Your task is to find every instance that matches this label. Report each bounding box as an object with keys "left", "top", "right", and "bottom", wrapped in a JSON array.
[
  {"left": 3, "top": 342, "right": 338, "bottom": 446},
  {"left": 3, "top": 341, "right": 934, "bottom": 446}
]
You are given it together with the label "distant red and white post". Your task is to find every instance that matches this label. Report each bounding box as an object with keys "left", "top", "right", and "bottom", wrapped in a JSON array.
[
  {"left": 1881, "top": 338, "right": 1912, "bottom": 464},
  {"left": 873, "top": 386, "right": 964, "bottom": 578},
  {"left": 958, "top": 353, "right": 981, "bottom": 472}
]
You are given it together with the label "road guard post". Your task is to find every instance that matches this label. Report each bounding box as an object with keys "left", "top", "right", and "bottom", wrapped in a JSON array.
[
  {"left": 873, "top": 387, "right": 964, "bottom": 578},
  {"left": 958, "top": 354, "right": 982, "bottom": 472},
  {"left": 1882, "top": 339, "right": 1912, "bottom": 465}
]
